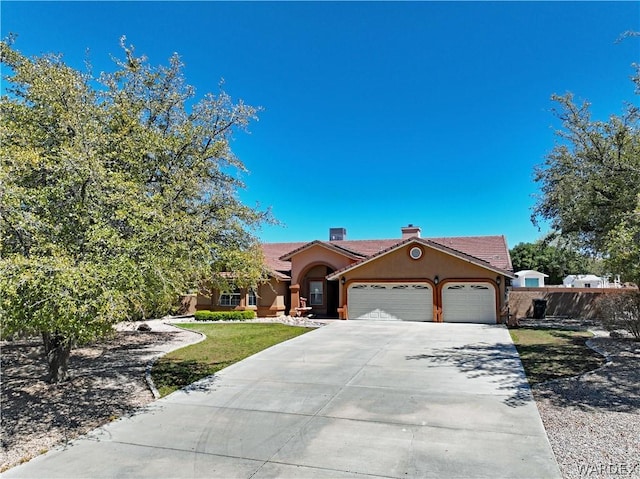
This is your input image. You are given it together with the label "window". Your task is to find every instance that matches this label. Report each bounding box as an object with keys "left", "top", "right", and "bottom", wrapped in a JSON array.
[
  {"left": 409, "top": 246, "right": 423, "bottom": 260},
  {"left": 219, "top": 291, "right": 241, "bottom": 306},
  {"left": 471, "top": 285, "right": 490, "bottom": 290},
  {"left": 524, "top": 278, "right": 540, "bottom": 287},
  {"left": 248, "top": 289, "right": 257, "bottom": 306},
  {"left": 309, "top": 280, "right": 324, "bottom": 306},
  {"left": 584, "top": 283, "right": 591, "bottom": 288}
]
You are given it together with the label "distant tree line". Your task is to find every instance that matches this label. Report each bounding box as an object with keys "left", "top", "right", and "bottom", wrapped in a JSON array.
[{"left": 509, "top": 236, "right": 603, "bottom": 285}]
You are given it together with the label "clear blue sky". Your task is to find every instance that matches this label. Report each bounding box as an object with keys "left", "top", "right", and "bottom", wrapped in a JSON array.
[{"left": 2, "top": 2, "right": 639, "bottom": 247}]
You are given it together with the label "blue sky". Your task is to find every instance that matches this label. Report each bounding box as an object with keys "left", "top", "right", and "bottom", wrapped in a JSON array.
[{"left": 2, "top": 2, "right": 639, "bottom": 247}]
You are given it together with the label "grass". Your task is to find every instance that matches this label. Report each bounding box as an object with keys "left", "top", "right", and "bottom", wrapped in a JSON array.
[
  {"left": 510, "top": 327, "right": 606, "bottom": 385},
  {"left": 152, "top": 323, "right": 604, "bottom": 395},
  {"left": 151, "top": 323, "right": 312, "bottom": 396}
]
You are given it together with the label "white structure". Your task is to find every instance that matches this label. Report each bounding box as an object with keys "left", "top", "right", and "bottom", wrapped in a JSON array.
[
  {"left": 563, "top": 274, "right": 606, "bottom": 288},
  {"left": 512, "top": 270, "right": 549, "bottom": 288}
]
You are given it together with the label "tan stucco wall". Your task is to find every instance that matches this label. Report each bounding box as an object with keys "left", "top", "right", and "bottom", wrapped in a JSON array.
[
  {"left": 196, "top": 278, "right": 289, "bottom": 317},
  {"left": 290, "top": 245, "right": 355, "bottom": 285},
  {"left": 338, "top": 243, "right": 506, "bottom": 322},
  {"left": 305, "top": 265, "right": 329, "bottom": 277},
  {"left": 340, "top": 244, "right": 499, "bottom": 286},
  {"left": 508, "top": 288, "right": 633, "bottom": 320},
  {"left": 257, "top": 279, "right": 288, "bottom": 317},
  {"left": 196, "top": 290, "right": 218, "bottom": 310}
]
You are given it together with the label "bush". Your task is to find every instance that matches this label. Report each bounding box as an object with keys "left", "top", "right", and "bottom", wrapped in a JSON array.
[
  {"left": 596, "top": 291, "right": 640, "bottom": 340},
  {"left": 193, "top": 310, "right": 256, "bottom": 321}
]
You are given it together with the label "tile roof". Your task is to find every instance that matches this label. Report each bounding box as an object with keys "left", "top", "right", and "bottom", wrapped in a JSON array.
[
  {"left": 261, "top": 242, "right": 307, "bottom": 280},
  {"left": 261, "top": 235, "right": 513, "bottom": 278},
  {"left": 327, "top": 237, "right": 515, "bottom": 280},
  {"left": 278, "top": 240, "right": 366, "bottom": 261},
  {"left": 428, "top": 235, "right": 513, "bottom": 271}
]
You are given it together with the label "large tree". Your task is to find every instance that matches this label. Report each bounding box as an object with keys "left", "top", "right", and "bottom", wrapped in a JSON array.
[
  {"left": 510, "top": 236, "right": 598, "bottom": 285},
  {"left": 0, "top": 37, "right": 271, "bottom": 382},
  {"left": 603, "top": 195, "right": 640, "bottom": 284},
  {"left": 532, "top": 53, "right": 640, "bottom": 283}
]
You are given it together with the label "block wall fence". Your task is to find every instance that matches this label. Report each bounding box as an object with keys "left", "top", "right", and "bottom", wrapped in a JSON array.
[{"left": 508, "top": 287, "right": 636, "bottom": 320}]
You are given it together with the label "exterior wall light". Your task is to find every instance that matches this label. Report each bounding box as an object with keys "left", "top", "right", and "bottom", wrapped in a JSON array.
[
  {"left": 341, "top": 277, "right": 346, "bottom": 285},
  {"left": 496, "top": 276, "right": 501, "bottom": 285},
  {"left": 434, "top": 275, "right": 439, "bottom": 285}
]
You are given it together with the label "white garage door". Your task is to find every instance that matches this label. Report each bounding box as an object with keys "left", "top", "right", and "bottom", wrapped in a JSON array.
[
  {"left": 442, "top": 282, "right": 496, "bottom": 324},
  {"left": 348, "top": 283, "right": 433, "bottom": 321}
]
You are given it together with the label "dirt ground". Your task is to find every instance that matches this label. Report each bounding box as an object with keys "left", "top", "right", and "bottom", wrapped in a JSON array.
[
  {"left": 0, "top": 330, "right": 186, "bottom": 471},
  {"left": 2, "top": 319, "right": 639, "bottom": 478}
]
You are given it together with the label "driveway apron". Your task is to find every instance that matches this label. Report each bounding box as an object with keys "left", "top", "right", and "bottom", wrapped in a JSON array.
[{"left": 4, "top": 321, "right": 561, "bottom": 478}]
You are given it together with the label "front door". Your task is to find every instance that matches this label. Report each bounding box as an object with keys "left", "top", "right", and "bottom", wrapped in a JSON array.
[
  {"left": 326, "top": 280, "right": 339, "bottom": 318},
  {"left": 303, "top": 266, "right": 339, "bottom": 318}
]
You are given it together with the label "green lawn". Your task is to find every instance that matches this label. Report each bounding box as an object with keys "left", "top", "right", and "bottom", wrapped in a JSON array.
[
  {"left": 152, "top": 324, "right": 602, "bottom": 395},
  {"left": 510, "top": 327, "right": 606, "bottom": 385},
  {"left": 151, "top": 323, "right": 313, "bottom": 396}
]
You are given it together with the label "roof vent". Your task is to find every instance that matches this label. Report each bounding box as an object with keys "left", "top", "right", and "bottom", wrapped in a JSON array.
[
  {"left": 401, "top": 224, "right": 421, "bottom": 239},
  {"left": 330, "top": 227, "right": 347, "bottom": 241}
]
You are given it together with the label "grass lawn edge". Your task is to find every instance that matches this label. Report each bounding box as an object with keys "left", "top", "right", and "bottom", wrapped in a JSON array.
[
  {"left": 149, "top": 322, "right": 314, "bottom": 397},
  {"left": 509, "top": 326, "right": 607, "bottom": 386}
]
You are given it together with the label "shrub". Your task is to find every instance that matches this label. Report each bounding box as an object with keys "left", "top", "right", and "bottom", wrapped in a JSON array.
[
  {"left": 193, "top": 310, "right": 256, "bottom": 322},
  {"left": 596, "top": 291, "right": 640, "bottom": 340}
]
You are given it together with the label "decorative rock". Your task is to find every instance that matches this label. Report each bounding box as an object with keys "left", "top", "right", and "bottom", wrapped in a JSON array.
[{"left": 137, "top": 322, "right": 152, "bottom": 332}]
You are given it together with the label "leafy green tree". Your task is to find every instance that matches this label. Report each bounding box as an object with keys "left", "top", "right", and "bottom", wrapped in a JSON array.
[
  {"left": 0, "top": 37, "right": 271, "bottom": 382},
  {"left": 532, "top": 53, "right": 640, "bottom": 283},
  {"left": 603, "top": 195, "right": 640, "bottom": 284},
  {"left": 510, "top": 236, "right": 596, "bottom": 285}
]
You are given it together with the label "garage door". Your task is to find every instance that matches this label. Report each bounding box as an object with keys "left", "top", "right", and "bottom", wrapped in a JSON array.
[
  {"left": 442, "top": 282, "right": 496, "bottom": 324},
  {"left": 348, "top": 283, "right": 433, "bottom": 321}
]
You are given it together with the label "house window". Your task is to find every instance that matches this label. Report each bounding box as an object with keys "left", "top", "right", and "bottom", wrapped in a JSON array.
[
  {"left": 584, "top": 283, "right": 591, "bottom": 288},
  {"left": 309, "top": 280, "right": 324, "bottom": 306},
  {"left": 524, "top": 278, "right": 540, "bottom": 287},
  {"left": 248, "top": 289, "right": 257, "bottom": 306},
  {"left": 219, "top": 290, "right": 241, "bottom": 306}
]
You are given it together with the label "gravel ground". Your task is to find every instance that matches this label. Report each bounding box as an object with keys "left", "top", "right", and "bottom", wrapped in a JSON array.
[
  {"left": 533, "top": 336, "right": 640, "bottom": 479},
  {"left": 0, "top": 316, "right": 321, "bottom": 472},
  {"left": 1, "top": 317, "right": 638, "bottom": 478},
  {"left": 520, "top": 318, "right": 640, "bottom": 479},
  {"left": 0, "top": 323, "right": 204, "bottom": 472}
]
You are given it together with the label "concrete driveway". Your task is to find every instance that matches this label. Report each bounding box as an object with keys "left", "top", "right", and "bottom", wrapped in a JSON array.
[{"left": 4, "top": 321, "right": 560, "bottom": 478}]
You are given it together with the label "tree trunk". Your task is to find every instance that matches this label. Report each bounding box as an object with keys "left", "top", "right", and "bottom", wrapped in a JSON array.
[{"left": 42, "top": 332, "right": 72, "bottom": 383}]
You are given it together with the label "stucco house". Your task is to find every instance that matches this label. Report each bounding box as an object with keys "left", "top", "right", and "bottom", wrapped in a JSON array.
[
  {"left": 512, "top": 270, "right": 549, "bottom": 288},
  {"left": 197, "top": 225, "right": 515, "bottom": 324},
  {"left": 563, "top": 274, "right": 606, "bottom": 288}
]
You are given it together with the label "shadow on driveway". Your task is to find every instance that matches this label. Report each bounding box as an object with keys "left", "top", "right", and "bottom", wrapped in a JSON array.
[{"left": 406, "top": 342, "right": 533, "bottom": 407}]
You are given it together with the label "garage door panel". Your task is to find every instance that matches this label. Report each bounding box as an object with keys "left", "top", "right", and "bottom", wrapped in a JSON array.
[
  {"left": 442, "top": 282, "right": 496, "bottom": 324},
  {"left": 348, "top": 283, "right": 433, "bottom": 322}
]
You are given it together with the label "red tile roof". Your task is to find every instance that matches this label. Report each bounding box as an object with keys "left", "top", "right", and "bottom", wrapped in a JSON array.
[
  {"left": 262, "top": 235, "right": 513, "bottom": 278},
  {"left": 327, "top": 237, "right": 514, "bottom": 280},
  {"left": 278, "top": 240, "right": 366, "bottom": 261},
  {"left": 428, "top": 235, "right": 513, "bottom": 271},
  {"left": 261, "top": 242, "right": 307, "bottom": 280}
]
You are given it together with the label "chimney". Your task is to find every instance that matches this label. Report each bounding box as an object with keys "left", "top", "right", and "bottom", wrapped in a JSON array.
[
  {"left": 329, "top": 227, "right": 347, "bottom": 241},
  {"left": 401, "top": 224, "right": 421, "bottom": 239}
]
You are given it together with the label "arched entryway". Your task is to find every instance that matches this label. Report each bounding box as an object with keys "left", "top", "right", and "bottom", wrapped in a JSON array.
[{"left": 299, "top": 264, "right": 339, "bottom": 318}]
